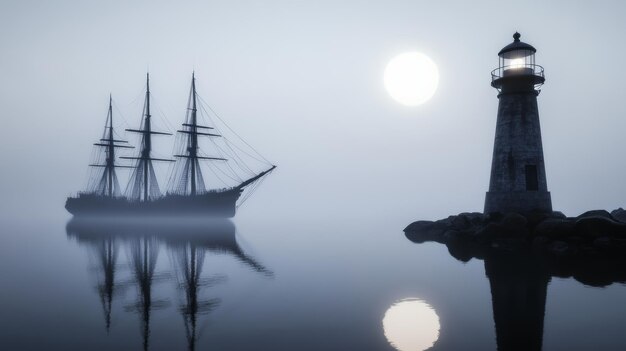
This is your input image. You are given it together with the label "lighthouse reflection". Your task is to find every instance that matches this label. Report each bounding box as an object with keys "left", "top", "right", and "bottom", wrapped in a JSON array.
[
  {"left": 67, "top": 217, "right": 272, "bottom": 351},
  {"left": 404, "top": 230, "right": 626, "bottom": 351},
  {"left": 405, "top": 231, "right": 550, "bottom": 351},
  {"left": 484, "top": 252, "right": 549, "bottom": 351}
]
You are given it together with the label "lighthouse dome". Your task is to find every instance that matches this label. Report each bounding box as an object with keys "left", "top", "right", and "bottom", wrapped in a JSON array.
[
  {"left": 498, "top": 32, "right": 536, "bottom": 57},
  {"left": 491, "top": 32, "right": 544, "bottom": 90}
]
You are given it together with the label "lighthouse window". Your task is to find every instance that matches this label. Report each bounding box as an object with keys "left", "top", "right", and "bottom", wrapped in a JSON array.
[{"left": 525, "top": 165, "right": 539, "bottom": 191}]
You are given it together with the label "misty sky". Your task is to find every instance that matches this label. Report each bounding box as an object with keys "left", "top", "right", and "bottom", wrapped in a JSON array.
[{"left": 1, "top": 0, "right": 625, "bottom": 222}]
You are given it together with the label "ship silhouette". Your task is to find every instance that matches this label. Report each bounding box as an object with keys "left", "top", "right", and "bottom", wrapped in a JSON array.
[{"left": 66, "top": 73, "right": 275, "bottom": 217}]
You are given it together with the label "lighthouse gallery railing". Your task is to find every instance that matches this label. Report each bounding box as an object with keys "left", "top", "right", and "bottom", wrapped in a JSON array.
[{"left": 491, "top": 64, "right": 544, "bottom": 83}]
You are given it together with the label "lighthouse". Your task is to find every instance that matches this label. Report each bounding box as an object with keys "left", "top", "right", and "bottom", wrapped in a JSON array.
[{"left": 484, "top": 32, "right": 552, "bottom": 214}]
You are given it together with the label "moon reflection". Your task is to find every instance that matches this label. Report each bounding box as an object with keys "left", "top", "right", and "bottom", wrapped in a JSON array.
[{"left": 382, "top": 298, "right": 440, "bottom": 351}]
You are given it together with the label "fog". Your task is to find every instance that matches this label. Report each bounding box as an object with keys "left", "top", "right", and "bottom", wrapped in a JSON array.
[{"left": 1, "top": 0, "right": 625, "bottom": 223}]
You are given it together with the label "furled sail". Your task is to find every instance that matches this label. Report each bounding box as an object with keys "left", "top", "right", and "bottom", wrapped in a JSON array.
[
  {"left": 122, "top": 74, "right": 174, "bottom": 201},
  {"left": 86, "top": 95, "right": 134, "bottom": 197}
]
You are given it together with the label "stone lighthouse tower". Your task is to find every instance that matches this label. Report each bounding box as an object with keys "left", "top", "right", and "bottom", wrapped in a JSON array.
[{"left": 484, "top": 33, "right": 552, "bottom": 214}]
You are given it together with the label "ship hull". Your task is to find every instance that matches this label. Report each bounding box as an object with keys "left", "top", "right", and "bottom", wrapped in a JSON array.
[{"left": 65, "top": 188, "right": 243, "bottom": 217}]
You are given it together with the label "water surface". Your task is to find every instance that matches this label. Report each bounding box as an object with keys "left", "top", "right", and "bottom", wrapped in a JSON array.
[{"left": 1, "top": 204, "right": 626, "bottom": 351}]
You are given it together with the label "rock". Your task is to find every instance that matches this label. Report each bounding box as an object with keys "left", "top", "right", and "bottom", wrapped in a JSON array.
[
  {"left": 549, "top": 241, "right": 570, "bottom": 256},
  {"left": 578, "top": 210, "right": 614, "bottom": 220},
  {"left": 566, "top": 236, "right": 584, "bottom": 246},
  {"left": 443, "top": 230, "right": 462, "bottom": 241},
  {"left": 611, "top": 238, "right": 626, "bottom": 251},
  {"left": 405, "top": 220, "right": 437, "bottom": 233},
  {"left": 593, "top": 237, "right": 612, "bottom": 250},
  {"left": 532, "top": 236, "right": 550, "bottom": 248},
  {"left": 611, "top": 208, "right": 626, "bottom": 223},
  {"left": 549, "top": 211, "right": 567, "bottom": 219},
  {"left": 449, "top": 212, "right": 488, "bottom": 231},
  {"left": 525, "top": 211, "right": 566, "bottom": 228},
  {"left": 446, "top": 241, "right": 477, "bottom": 262},
  {"left": 437, "top": 216, "right": 456, "bottom": 226},
  {"left": 451, "top": 215, "right": 470, "bottom": 230},
  {"left": 404, "top": 210, "right": 626, "bottom": 287},
  {"left": 575, "top": 216, "right": 626, "bottom": 238},
  {"left": 406, "top": 209, "right": 626, "bottom": 260},
  {"left": 458, "top": 212, "right": 488, "bottom": 225},
  {"left": 524, "top": 212, "right": 547, "bottom": 227},
  {"left": 404, "top": 221, "right": 447, "bottom": 243},
  {"left": 579, "top": 245, "right": 599, "bottom": 257},
  {"left": 534, "top": 218, "right": 576, "bottom": 239},
  {"left": 491, "top": 237, "right": 528, "bottom": 251},
  {"left": 508, "top": 226, "right": 530, "bottom": 238},
  {"left": 474, "top": 220, "right": 528, "bottom": 243},
  {"left": 501, "top": 212, "right": 528, "bottom": 228},
  {"left": 474, "top": 223, "right": 505, "bottom": 243},
  {"left": 486, "top": 212, "right": 504, "bottom": 223}
]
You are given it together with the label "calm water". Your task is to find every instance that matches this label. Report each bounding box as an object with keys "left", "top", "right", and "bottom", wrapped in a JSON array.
[{"left": 2, "top": 203, "right": 626, "bottom": 351}]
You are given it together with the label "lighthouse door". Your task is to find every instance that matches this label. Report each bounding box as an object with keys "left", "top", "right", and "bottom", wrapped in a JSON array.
[{"left": 525, "top": 165, "right": 539, "bottom": 191}]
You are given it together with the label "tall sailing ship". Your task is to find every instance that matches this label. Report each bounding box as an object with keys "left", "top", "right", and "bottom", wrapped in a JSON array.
[{"left": 66, "top": 73, "right": 275, "bottom": 217}]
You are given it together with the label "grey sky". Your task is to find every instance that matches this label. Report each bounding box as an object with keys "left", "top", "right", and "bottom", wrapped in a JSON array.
[{"left": 1, "top": 0, "right": 625, "bottom": 221}]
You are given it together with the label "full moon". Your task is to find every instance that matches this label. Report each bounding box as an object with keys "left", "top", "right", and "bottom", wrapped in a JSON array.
[
  {"left": 384, "top": 52, "right": 439, "bottom": 106},
  {"left": 382, "top": 298, "right": 441, "bottom": 351}
]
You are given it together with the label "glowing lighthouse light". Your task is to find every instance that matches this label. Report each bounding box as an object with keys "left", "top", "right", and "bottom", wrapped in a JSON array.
[{"left": 509, "top": 58, "right": 525, "bottom": 69}]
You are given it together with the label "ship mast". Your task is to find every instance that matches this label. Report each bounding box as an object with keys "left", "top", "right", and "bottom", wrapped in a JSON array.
[
  {"left": 144, "top": 76, "right": 151, "bottom": 199},
  {"left": 89, "top": 95, "right": 133, "bottom": 197},
  {"left": 190, "top": 74, "right": 198, "bottom": 195},
  {"left": 123, "top": 73, "right": 173, "bottom": 201},
  {"left": 173, "top": 73, "right": 226, "bottom": 196},
  {"left": 107, "top": 96, "right": 114, "bottom": 196}
]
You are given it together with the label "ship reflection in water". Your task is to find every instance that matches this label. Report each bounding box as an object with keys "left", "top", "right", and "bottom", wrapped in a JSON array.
[{"left": 66, "top": 217, "right": 272, "bottom": 351}]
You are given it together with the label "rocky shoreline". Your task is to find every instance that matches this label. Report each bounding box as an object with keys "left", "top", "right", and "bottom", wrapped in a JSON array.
[{"left": 404, "top": 208, "right": 626, "bottom": 287}]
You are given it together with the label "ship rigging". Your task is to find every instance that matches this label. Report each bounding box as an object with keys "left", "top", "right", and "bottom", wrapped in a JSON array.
[{"left": 66, "top": 73, "right": 275, "bottom": 217}]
